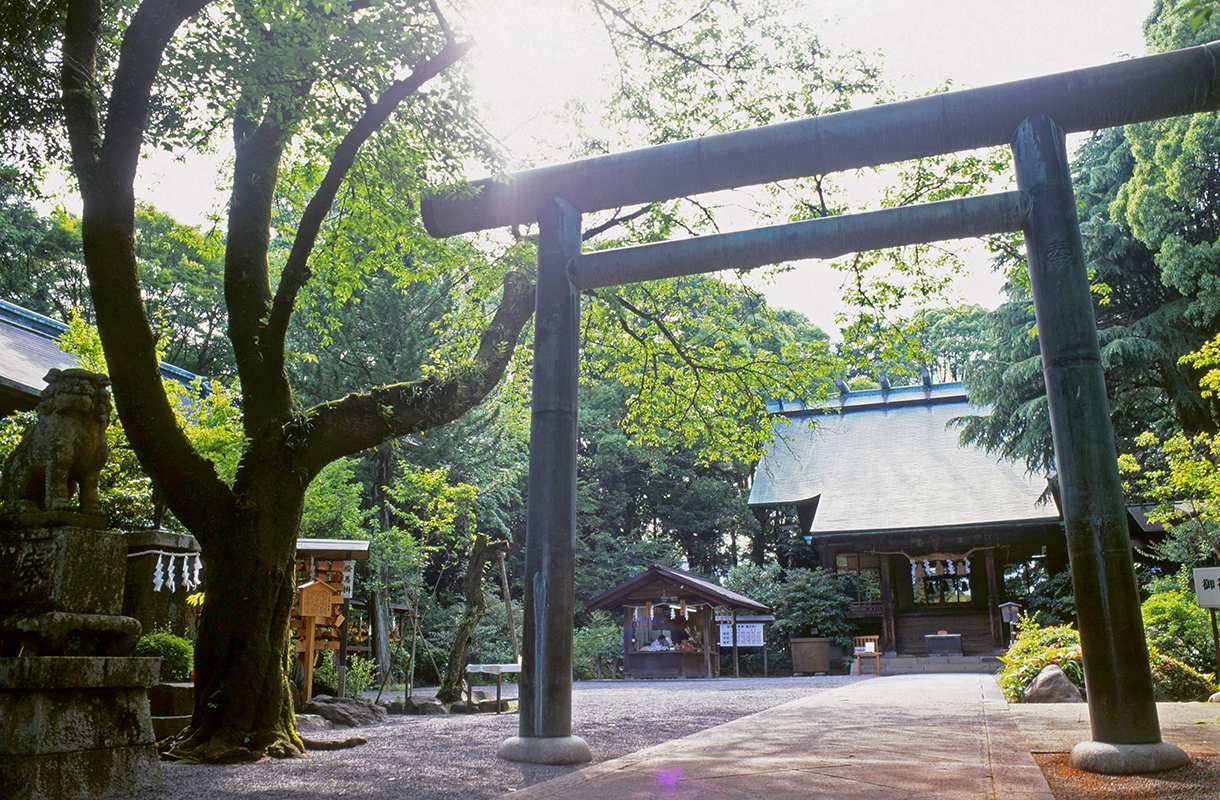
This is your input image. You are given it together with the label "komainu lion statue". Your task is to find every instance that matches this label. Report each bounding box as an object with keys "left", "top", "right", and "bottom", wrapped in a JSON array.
[{"left": 1, "top": 368, "right": 112, "bottom": 515}]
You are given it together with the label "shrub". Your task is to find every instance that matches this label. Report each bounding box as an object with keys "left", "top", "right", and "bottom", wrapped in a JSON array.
[
  {"left": 995, "top": 616, "right": 1082, "bottom": 702},
  {"left": 312, "top": 654, "right": 382, "bottom": 699},
  {"left": 345, "top": 655, "right": 379, "bottom": 697},
  {"left": 132, "top": 628, "right": 194, "bottom": 682},
  {"left": 1149, "top": 647, "right": 1216, "bottom": 702},
  {"left": 572, "top": 611, "right": 622, "bottom": 680},
  {"left": 1142, "top": 589, "right": 1215, "bottom": 676},
  {"left": 772, "top": 567, "right": 853, "bottom": 648}
]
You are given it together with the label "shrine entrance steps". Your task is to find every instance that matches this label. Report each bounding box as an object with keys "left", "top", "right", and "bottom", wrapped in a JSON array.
[{"left": 879, "top": 654, "right": 1003, "bottom": 675}]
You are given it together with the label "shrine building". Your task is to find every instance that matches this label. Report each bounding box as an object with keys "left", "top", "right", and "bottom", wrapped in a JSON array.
[{"left": 748, "top": 378, "right": 1065, "bottom": 659}]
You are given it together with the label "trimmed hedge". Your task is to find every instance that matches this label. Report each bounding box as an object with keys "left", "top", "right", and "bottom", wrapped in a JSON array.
[{"left": 132, "top": 629, "right": 194, "bottom": 682}]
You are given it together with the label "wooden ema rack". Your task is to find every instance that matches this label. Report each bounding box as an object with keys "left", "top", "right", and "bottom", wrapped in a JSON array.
[{"left": 292, "top": 558, "right": 348, "bottom": 702}]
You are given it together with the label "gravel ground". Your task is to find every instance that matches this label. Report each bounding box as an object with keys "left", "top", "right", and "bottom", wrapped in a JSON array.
[
  {"left": 1034, "top": 754, "right": 1220, "bottom": 800},
  {"left": 115, "top": 676, "right": 866, "bottom": 800}
]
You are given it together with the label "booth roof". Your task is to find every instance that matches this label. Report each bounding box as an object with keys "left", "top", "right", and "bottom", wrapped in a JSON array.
[
  {"left": 585, "top": 562, "right": 769, "bottom": 614},
  {"left": 296, "top": 538, "right": 370, "bottom": 560}
]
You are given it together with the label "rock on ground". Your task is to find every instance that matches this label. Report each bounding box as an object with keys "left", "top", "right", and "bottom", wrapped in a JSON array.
[
  {"left": 382, "top": 696, "right": 447, "bottom": 715},
  {"left": 299, "top": 695, "right": 389, "bottom": 727},
  {"left": 1022, "top": 664, "right": 1084, "bottom": 703},
  {"left": 293, "top": 714, "right": 334, "bottom": 731}
]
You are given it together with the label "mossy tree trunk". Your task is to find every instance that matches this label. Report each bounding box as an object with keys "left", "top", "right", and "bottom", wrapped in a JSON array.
[{"left": 436, "top": 533, "right": 506, "bottom": 704}]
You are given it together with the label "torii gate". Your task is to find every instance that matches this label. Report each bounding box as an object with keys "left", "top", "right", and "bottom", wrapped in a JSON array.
[{"left": 422, "top": 41, "right": 1220, "bottom": 774}]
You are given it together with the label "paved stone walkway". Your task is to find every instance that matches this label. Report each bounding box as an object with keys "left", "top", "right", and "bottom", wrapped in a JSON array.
[{"left": 497, "top": 674, "right": 1053, "bottom": 799}]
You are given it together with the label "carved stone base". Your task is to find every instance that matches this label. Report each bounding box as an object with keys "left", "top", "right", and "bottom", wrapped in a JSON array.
[
  {"left": 0, "top": 656, "right": 162, "bottom": 800},
  {"left": 0, "top": 509, "right": 108, "bottom": 531},
  {"left": 0, "top": 525, "right": 127, "bottom": 616},
  {"left": 0, "top": 612, "right": 140, "bottom": 657},
  {"left": 498, "top": 735, "right": 592, "bottom": 764},
  {"left": 1070, "top": 740, "right": 1191, "bottom": 775}
]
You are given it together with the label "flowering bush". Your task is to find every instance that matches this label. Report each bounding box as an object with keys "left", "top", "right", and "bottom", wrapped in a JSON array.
[
  {"left": 995, "top": 616, "right": 1082, "bottom": 702},
  {"left": 1148, "top": 646, "right": 1216, "bottom": 702},
  {"left": 1142, "top": 587, "right": 1215, "bottom": 675}
]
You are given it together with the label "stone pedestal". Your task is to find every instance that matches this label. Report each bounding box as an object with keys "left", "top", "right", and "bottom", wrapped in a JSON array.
[
  {"left": 0, "top": 656, "right": 162, "bottom": 799},
  {"left": 0, "top": 518, "right": 161, "bottom": 797},
  {"left": 0, "top": 523, "right": 138, "bottom": 656},
  {"left": 124, "top": 529, "right": 201, "bottom": 640}
]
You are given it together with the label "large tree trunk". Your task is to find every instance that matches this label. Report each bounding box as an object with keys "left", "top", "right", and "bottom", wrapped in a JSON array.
[
  {"left": 436, "top": 534, "right": 503, "bottom": 703},
  {"left": 168, "top": 478, "right": 307, "bottom": 761}
]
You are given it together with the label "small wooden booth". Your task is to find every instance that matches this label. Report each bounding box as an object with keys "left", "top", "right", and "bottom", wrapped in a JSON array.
[
  {"left": 585, "top": 563, "right": 770, "bottom": 679},
  {"left": 292, "top": 538, "right": 370, "bottom": 700}
]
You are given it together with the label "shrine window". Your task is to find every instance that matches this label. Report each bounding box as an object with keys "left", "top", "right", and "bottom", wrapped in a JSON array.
[{"left": 835, "top": 554, "right": 882, "bottom": 603}]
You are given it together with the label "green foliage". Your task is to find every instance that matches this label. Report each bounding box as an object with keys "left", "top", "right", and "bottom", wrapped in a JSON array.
[
  {"left": 0, "top": 2, "right": 66, "bottom": 187},
  {"left": 1142, "top": 584, "right": 1216, "bottom": 675},
  {"left": 1114, "top": 0, "right": 1220, "bottom": 332},
  {"left": 1005, "top": 561, "right": 1077, "bottom": 626},
  {"left": 583, "top": 275, "right": 839, "bottom": 465},
  {"left": 311, "top": 654, "right": 379, "bottom": 698},
  {"left": 131, "top": 205, "right": 232, "bottom": 376},
  {"left": 995, "top": 617, "right": 1083, "bottom": 702},
  {"left": 772, "top": 567, "right": 854, "bottom": 648},
  {"left": 962, "top": 122, "right": 1220, "bottom": 476},
  {"left": 1025, "top": 570, "right": 1076, "bottom": 626},
  {"left": 469, "top": 590, "right": 522, "bottom": 666},
  {"left": 835, "top": 149, "right": 1013, "bottom": 372},
  {"left": 344, "top": 655, "right": 380, "bottom": 698},
  {"left": 133, "top": 628, "right": 194, "bottom": 682},
  {"left": 1149, "top": 647, "right": 1216, "bottom": 702},
  {"left": 575, "top": 379, "right": 761, "bottom": 577},
  {"left": 722, "top": 562, "right": 784, "bottom": 611},
  {"left": 1121, "top": 430, "right": 1220, "bottom": 566},
  {"left": 0, "top": 187, "right": 87, "bottom": 314},
  {"left": 44, "top": 313, "right": 244, "bottom": 527},
  {"left": 301, "top": 458, "right": 374, "bottom": 541},
  {"left": 572, "top": 611, "right": 623, "bottom": 681}
]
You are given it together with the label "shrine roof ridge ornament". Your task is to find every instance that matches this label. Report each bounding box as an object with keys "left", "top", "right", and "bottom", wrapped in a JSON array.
[{"left": 421, "top": 41, "right": 1220, "bottom": 239}]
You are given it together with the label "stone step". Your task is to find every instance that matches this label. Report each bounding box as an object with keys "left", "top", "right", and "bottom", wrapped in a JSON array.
[
  {"left": 152, "top": 715, "right": 190, "bottom": 741},
  {"left": 148, "top": 681, "right": 193, "bottom": 717},
  {"left": 875, "top": 655, "right": 1003, "bottom": 675}
]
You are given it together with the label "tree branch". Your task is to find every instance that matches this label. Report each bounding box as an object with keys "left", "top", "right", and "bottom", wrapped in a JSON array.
[
  {"left": 63, "top": 0, "right": 235, "bottom": 543},
  {"left": 265, "top": 38, "right": 475, "bottom": 371},
  {"left": 582, "top": 203, "right": 655, "bottom": 241},
  {"left": 291, "top": 270, "right": 535, "bottom": 474}
]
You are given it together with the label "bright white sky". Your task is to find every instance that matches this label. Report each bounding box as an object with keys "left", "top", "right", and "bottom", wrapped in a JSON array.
[{"left": 124, "top": 0, "right": 1155, "bottom": 334}]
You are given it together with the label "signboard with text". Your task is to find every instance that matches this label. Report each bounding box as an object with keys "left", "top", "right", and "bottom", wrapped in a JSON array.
[
  {"left": 1193, "top": 567, "right": 1220, "bottom": 608},
  {"left": 719, "top": 622, "right": 765, "bottom": 648},
  {"left": 342, "top": 561, "right": 356, "bottom": 599}
]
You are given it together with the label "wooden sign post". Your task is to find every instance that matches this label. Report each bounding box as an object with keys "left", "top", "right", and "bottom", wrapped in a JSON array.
[{"left": 296, "top": 579, "right": 344, "bottom": 701}]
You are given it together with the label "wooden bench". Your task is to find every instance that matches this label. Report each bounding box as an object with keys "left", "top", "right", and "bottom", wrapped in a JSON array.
[
  {"left": 853, "top": 635, "right": 881, "bottom": 676},
  {"left": 465, "top": 662, "right": 521, "bottom": 713}
]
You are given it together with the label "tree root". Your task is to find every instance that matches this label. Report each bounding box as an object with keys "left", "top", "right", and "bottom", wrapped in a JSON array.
[
  {"left": 300, "top": 735, "right": 367, "bottom": 750},
  {"left": 161, "top": 732, "right": 309, "bottom": 763}
]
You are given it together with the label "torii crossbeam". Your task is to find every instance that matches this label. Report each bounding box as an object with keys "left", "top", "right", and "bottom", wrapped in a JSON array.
[{"left": 422, "top": 40, "right": 1220, "bottom": 773}]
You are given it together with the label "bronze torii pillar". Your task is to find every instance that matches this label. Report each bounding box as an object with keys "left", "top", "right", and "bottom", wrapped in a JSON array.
[
  {"left": 1012, "top": 115, "right": 1188, "bottom": 773},
  {"left": 497, "top": 199, "right": 591, "bottom": 765}
]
